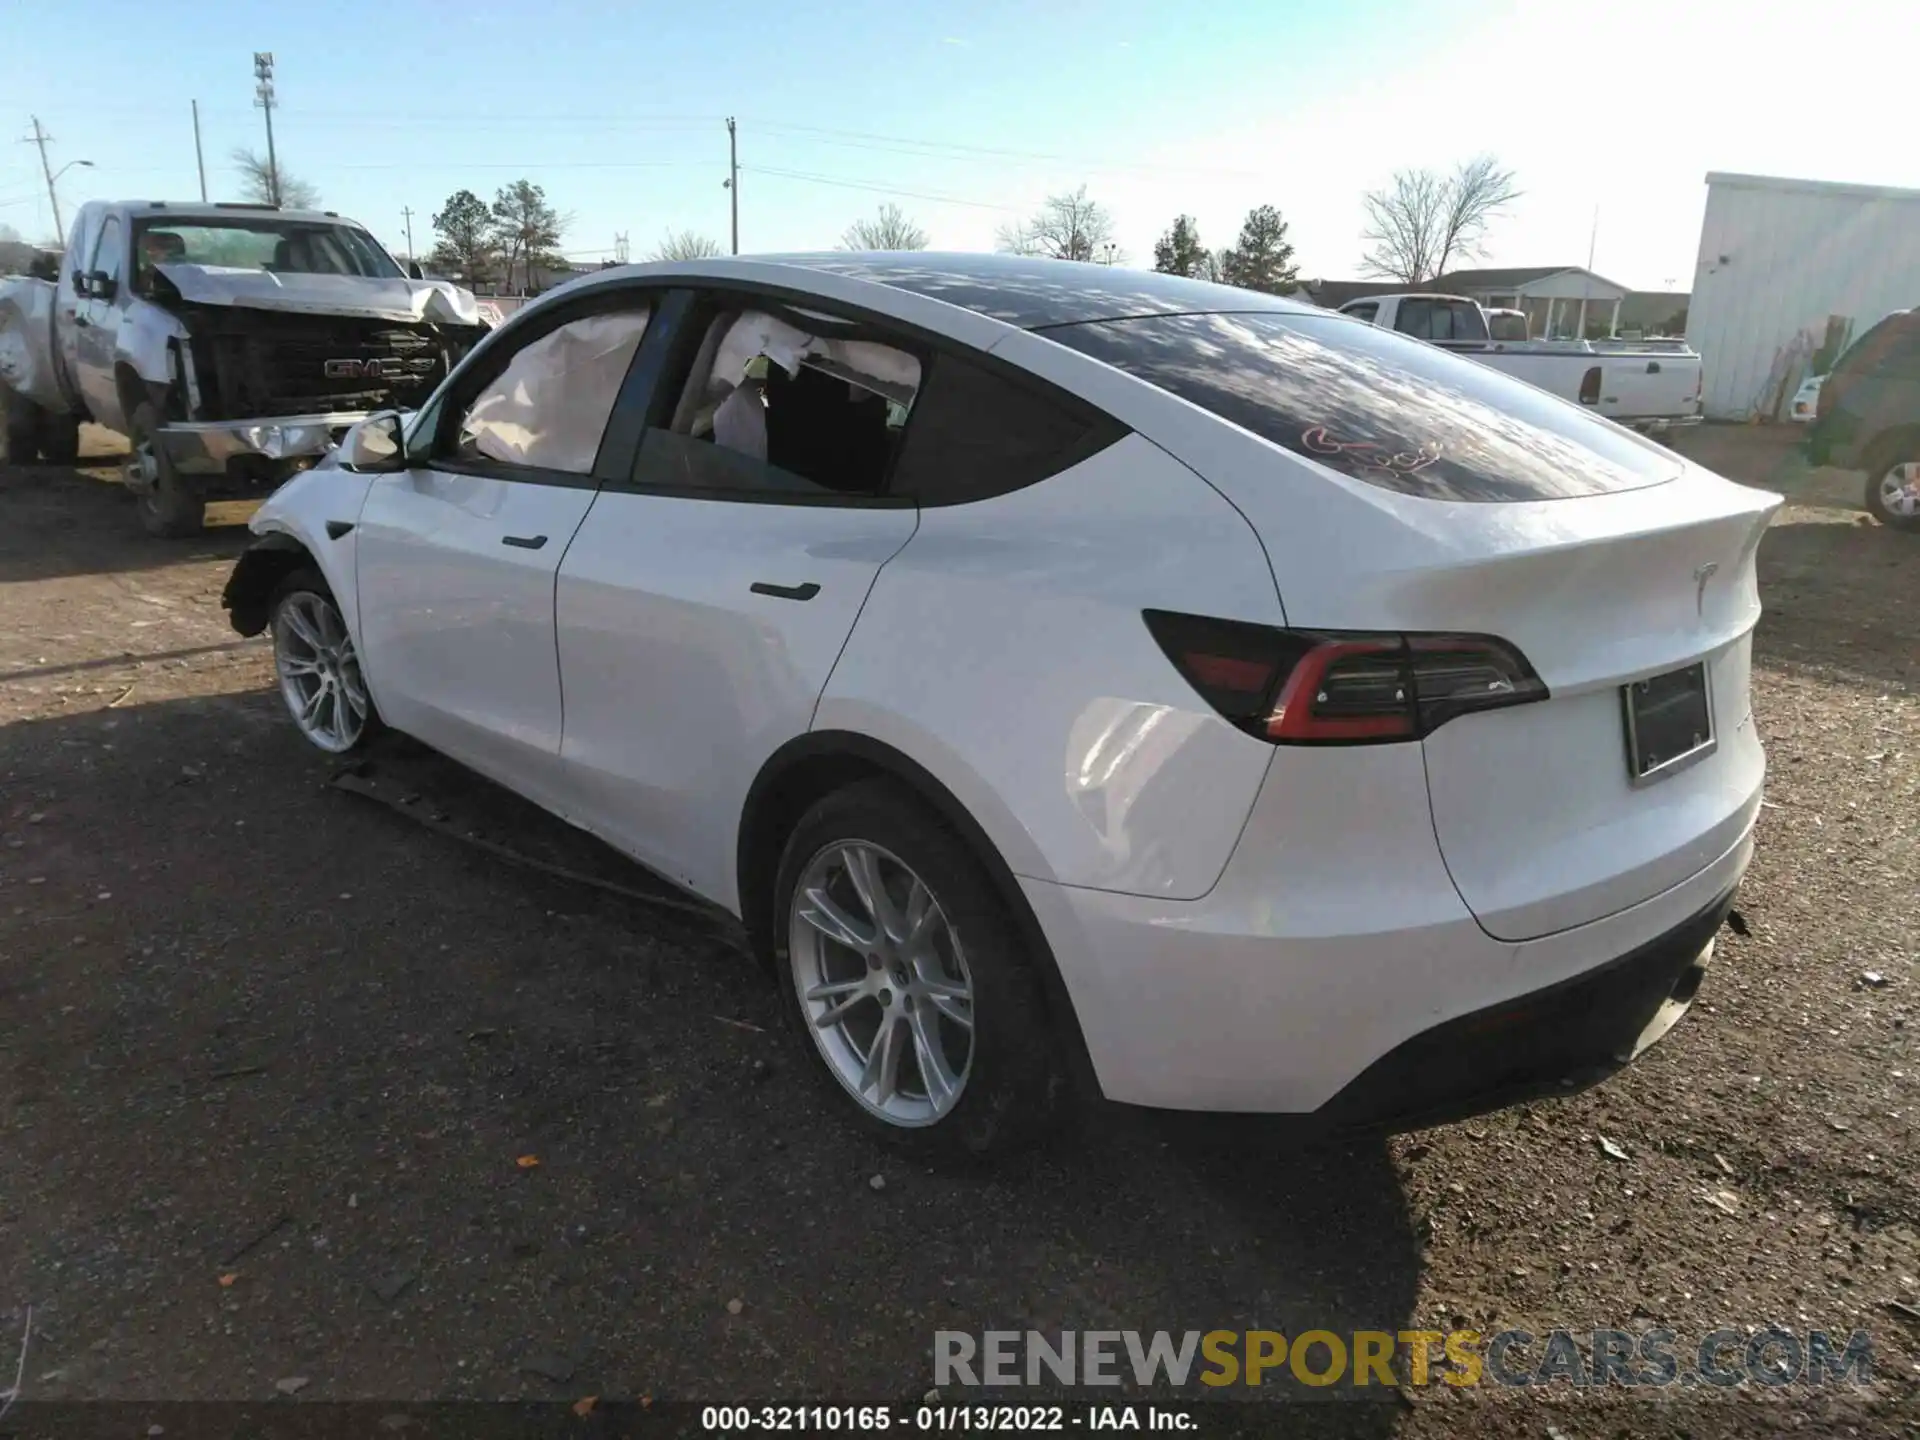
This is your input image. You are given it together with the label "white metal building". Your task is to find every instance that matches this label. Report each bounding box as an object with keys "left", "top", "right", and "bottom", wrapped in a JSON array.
[{"left": 1687, "top": 172, "right": 1920, "bottom": 419}]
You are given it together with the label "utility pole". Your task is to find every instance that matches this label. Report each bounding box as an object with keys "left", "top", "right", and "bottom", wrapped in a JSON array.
[
  {"left": 25, "top": 116, "right": 66, "bottom": 245},
  {"left": 401, "top": 206, "right": 415, "bottom": 263},
  {"left": 725, "top": 116, "right": 739, "bottom": 255},
  {"left": 191, "top": 100, "right": 208, "bottom": 200},
  {"left": 253, "top": 52, "right": 280, "bottom": 207}
]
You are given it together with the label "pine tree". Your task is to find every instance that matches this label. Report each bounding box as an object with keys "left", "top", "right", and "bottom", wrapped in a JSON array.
[
  {"left": 1152, "top": 215, "right": 1214, "bottom": 279},
  {"left": 1218, "top": 205, "right": 1300, "bottom": 294}
]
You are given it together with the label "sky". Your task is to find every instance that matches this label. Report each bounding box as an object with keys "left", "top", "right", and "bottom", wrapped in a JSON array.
[{"left": 2, "top": 0, "right": 1914, "bottom": 292}]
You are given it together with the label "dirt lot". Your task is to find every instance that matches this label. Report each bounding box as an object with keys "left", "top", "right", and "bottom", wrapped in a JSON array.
[{"left": 2, "top": 427, "right": 1916, "bottom": 1436}]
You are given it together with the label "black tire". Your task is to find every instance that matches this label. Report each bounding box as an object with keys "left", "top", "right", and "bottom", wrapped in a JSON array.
[
  {"left": 127, "top": 401, "right": 203, "bottom": 538},
  {"left": 267, "top": 567, "right": 383, "bottom": 754},
  {"left": 1865, "top": 455, "right": 1920, "bottom": 532},
  {"left": 38, "top": 414, "right": 81, "bottom": 466},
  {"left": 1, "top": 385, "right": 43, "bottom": 465},
  {"left": 772, "top": 779, "right": 1066, "bottom": 1159}
]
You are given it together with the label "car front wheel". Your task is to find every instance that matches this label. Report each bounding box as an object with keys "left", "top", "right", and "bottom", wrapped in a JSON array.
[
  {"left": 1868, "top": 459, "right": 1920, "bottom": 532},
  {"left": 269, "top": 568, "right": 380, "bottom": 754},
  {"left": 774, "top": 781, "right": 1064, "bottom": 1158}
]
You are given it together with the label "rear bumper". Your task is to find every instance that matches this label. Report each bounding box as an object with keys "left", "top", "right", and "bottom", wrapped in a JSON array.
[
  {"left": 1022, "top": 740, "right": 1757, "bottom": 1116},
  {"left": 1623, "top": 414, "right": 1702, "bottom": 435},
  {"left": 157, "top": 413, "right": 365, "bottom": 478},
  {"left": 1310, "top": 885, "right": 1731, "bottom": 1133}
]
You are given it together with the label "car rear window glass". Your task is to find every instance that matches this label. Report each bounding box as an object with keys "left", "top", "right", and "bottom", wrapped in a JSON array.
[{"left": 1042, "top": 311, "right": 1680, "bottom": 502}]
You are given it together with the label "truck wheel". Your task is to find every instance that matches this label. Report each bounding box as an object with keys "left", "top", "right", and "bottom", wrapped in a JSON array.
[
  {"left": 1, "top": 386, "right": 43, "bottom": 465},
  {"left": 38, "top": 414, "right": 81, "bottom": 466},
  {"left": 127, "top": 401, "right": 203, "bottom": 538}
]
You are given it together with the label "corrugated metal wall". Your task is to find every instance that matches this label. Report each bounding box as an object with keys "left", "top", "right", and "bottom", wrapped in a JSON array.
[{"left": 1687, "top": 175, "right": 1920, "bottom": 419}]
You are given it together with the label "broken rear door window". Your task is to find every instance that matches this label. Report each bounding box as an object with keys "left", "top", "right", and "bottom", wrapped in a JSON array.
[{"left": 633, "top": 307, "right": 921, "bottom": 500}]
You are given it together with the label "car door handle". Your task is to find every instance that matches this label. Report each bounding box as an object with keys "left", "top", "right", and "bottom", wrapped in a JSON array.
[
  {"left": 750, "top": 581, "right": 820, "bottom": 602},
  {"left": 501, "top": 534, "right": 548, "bottom": 550}
]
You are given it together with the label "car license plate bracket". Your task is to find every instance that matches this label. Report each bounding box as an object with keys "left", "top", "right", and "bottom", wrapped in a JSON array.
[{"left": 1623, "top": 662, "right": 1715, "bottom": 786}]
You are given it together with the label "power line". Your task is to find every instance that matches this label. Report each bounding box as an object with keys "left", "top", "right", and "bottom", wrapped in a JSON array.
[
  {"left": 740, "top": 164, "right": 1023, "bottom": 214},
  {"left": 745, "top": 118, "right": 1268, "bottom": 180}
]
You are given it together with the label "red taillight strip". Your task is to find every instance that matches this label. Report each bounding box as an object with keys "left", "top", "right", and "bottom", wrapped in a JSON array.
[{"left": 1265, "top": 640, "right": 1412, "bottom": 741}]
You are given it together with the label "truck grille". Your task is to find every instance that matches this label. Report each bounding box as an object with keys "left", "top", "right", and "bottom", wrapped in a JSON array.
[{"left": 187, "top": 313, "right": 482, "bottom": 421}]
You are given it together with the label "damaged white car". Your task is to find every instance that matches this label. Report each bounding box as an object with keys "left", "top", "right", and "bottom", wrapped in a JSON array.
[{"left": 0, "top": 200, "right": 489, "bottom": 535}]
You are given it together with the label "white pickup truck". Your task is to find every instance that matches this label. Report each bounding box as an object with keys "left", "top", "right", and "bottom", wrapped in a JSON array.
[
  {"left": 0, "top": 199, "right": 490, "bottom": 535},
  {"left": 1336, "top": 293, "right": 1703, "bottom": 435}
]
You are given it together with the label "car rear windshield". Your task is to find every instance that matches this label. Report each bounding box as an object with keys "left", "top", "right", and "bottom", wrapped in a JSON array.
[{"left": 1043, "top": 311, "right": 1680, "bottom": 502}]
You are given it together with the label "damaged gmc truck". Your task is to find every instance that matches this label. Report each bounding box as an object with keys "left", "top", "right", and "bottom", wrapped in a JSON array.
[{"left": 0, "top": 200, "right": 489, "bottom": 535}]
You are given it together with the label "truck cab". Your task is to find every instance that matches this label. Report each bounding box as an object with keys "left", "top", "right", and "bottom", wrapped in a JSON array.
[
  {"left": 1336, "top": 292, "right": 1704, "bottom": 436},
  {"left": 6, "top": 199, "right": 490, "bottom": 536}
]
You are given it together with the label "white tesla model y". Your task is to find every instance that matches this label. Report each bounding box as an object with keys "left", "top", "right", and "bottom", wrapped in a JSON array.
[{"left": 224, "top": 255, "right": 1779, "bottom": 1156}]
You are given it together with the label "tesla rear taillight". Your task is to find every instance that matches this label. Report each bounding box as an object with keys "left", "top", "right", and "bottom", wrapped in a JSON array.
[{"left": 1144, "top": 610, "right": 1547, "bottom": 744}]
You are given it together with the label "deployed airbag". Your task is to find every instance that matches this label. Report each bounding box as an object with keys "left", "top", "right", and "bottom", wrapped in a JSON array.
[{"left": 460, "top": 309, "right": 651, "bottom": 474}]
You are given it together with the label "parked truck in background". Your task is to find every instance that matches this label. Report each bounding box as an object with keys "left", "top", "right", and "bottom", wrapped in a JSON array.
[
  {"left": 1335, "top": 292, "right": 1705, "bottom": 436},
  {"left": 0, "top": 200, "right": 489, "bottom": 536}
]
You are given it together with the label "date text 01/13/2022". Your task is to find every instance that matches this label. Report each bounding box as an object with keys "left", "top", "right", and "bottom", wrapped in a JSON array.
[{"left": 698, "top": 1404, "right": 1197, "bottom": 1431}]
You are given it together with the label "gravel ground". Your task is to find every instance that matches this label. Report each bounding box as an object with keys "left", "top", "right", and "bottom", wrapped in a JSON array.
[{"left": 1, "top": 427, "right": 1915, "bottom": 1437}]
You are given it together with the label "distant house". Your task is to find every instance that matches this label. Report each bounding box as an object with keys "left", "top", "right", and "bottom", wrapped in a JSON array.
[
  {"left": 1431, "top": 266, "right": 1632, "bottom": 340},
  {"left": 1289, "top": 278, "right": 1416, "bottom": 309}
]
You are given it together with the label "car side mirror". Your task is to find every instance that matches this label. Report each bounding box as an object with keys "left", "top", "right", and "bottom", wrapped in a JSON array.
[
  {"left": 339, "top": 411, "right": 407, "bottom": 472},
  {"left": 86, "top": 270, "right": 117, "bottom": 301},
  {"left": 407, "top": 261, "right": 425, "bottom": 280}
]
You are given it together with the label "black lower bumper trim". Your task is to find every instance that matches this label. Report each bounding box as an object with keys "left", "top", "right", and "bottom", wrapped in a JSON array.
[
  {"left": 1114, "top": 886, "right": 1736, "bottom": 1145},
  {"left": 1312, "top": 886, "right": 1736, "bottom": 1135}
]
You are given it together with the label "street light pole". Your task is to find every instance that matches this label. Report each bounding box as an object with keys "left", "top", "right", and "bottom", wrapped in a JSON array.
[
  {"left": 725, "top": 116, "right": 739, "bottom": 255},
  {"left": 23, "top": 116, "right": 83, "bottom": 246}
]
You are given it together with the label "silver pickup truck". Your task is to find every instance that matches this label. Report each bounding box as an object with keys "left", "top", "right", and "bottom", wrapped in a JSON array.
[{"left": 0, "top": 200, "right": 489, "bottom": 535}]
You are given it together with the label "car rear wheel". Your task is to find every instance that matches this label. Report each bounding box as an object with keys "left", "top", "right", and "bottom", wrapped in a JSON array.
[
  {"left": 127, "top": 401, "right": 203, "bottom": 538},
  {"left": 774, "top": 781, "right": 1064, "bottom": 1158},
  {"left": 269, "top": 568, "right": 380, "bottom": 754}
]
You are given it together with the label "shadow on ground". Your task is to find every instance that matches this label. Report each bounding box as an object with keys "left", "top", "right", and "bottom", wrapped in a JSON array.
[
  {"left": 1755, "top": 516, "right": 1919, "bottom": 695},
  {"left": 0, "top": 691, "right": 1421, "bottom": 1414},
  {"left": 0, "top": 460, "right": 253, "bottom": 585}
]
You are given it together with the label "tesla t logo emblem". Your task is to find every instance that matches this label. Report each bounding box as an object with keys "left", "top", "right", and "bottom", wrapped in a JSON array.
[
  {"left": 1693, "top": 562, "right": 1719, "bottom": 616},
  {"left": 324, "top": 358, "right": 386, "bottom": 379}
]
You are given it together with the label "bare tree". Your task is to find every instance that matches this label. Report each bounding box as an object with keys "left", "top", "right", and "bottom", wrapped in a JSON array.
[
  {"left": 995, "top": 185, "right": 1116, "bottom": 263},
  {"left": 229, "top": 147, "right": 320, "bottom": 210},
  {"left": 1360, "top": 156, "right": 1521, "bottom": 284},
  {"left": 649, "top": 229, "right": 722, "bottom": 261},
  {"left": 840, "top": 204, "right": 929, "bottom": 251}
]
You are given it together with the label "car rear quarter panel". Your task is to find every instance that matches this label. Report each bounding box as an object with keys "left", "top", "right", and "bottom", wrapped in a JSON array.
[{"left": 816, "top": 432, "right": 1282, "bottom": 901}]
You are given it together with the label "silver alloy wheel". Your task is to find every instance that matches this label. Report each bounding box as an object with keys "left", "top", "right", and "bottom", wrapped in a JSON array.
[
  {"left": 272, "top": 590, "right": 371, "bottom": 753},
  {"left": 788, "top": 840, "right": 976, "bottom": 1127},
  {"left": 1880, "top": 462, "right": 1920, "bottom": 518}
]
